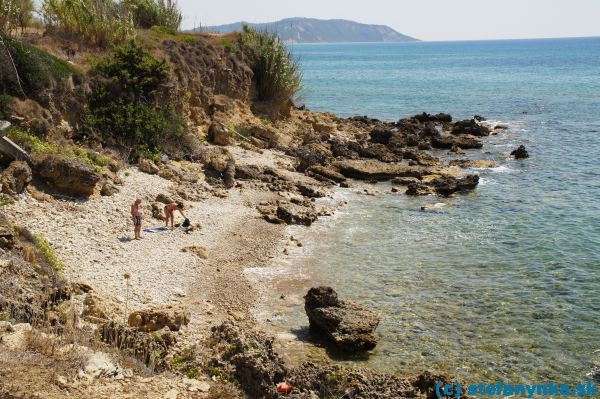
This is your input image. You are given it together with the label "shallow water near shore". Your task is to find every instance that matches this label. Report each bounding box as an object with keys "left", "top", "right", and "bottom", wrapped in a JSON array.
[{"left": 249, "top": 37, "right": 600, "bottom": 383}]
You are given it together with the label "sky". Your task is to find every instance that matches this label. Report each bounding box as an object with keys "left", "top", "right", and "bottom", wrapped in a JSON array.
[{"left": 177, "top": 0, "right": 600, "bottom": 41}]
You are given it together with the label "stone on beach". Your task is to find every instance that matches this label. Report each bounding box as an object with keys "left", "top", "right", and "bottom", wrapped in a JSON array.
[
  {"left": 304, "top": 287, "right": 379, "bottom": 352},
  {"left": 32, "top": 154, "right": 101, "bottom": 197}
]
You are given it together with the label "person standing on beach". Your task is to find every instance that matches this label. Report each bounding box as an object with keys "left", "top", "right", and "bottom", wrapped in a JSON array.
[
  {"left": 131, "top": 199, "right": 143, "bottom": 240},
  {"left": 164, "top": 202, "right": 187, "bottom": 228}
]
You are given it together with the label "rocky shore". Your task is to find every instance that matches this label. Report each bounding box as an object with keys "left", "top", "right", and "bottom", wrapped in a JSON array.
[
  {"left": 0, "top": 106, "right": 514, "bottom": 398},
  {"left": 0, "top": 27, "right": 525, "bottom": 398}
]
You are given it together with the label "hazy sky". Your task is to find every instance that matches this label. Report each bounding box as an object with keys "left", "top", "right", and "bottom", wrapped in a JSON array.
[{"left": 178, "top": 0, "right": 600, "bottom": 41}]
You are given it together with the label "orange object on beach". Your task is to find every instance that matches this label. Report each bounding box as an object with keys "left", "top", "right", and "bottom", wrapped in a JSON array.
[{"left": 277, "top": 382, "right": 294, "bottom": 394}]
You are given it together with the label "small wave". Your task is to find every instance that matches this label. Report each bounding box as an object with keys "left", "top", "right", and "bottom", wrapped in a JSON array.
[{"left": 488, "top": 165, "right": 513, "bottom": 173}]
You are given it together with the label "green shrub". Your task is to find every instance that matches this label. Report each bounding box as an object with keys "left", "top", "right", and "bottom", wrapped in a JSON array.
[
  {"left": 220, "top": 38, "right": 238, "bottom": 53},
  {"left": 86, "top": 40, "right": 185, "bottom": 160},
  {"left": 85, "top": 92, "right": 185, "bottom": 161},
  {"left": 92, "top": 40, "right": 168, "bottom": 99},
  {"left": 124, "top": 0, "right": 182, "bottom": 31},
  {"left": 0, "top": 37, "right": 79, "bottom": 97},
  {"left": 34, "top": 233, "right": 63, "bottom": 272},
  {"left": 5, "top": 126, "right": 112, "bottom": 168},
  {"left": 40, "top": 0, "right": 134, "bottom": 47},
  {"left": 239, "top": 25, "right": 302, "bottom": 105}
]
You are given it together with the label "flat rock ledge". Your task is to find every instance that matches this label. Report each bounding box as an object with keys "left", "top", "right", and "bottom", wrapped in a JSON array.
[{"left": 304, "top": 287, "right": 379, "bottom": 352}]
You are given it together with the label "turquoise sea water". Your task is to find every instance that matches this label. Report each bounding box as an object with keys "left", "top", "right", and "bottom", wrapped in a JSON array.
[{"left": 256, "top": 38, "right": 600, "bottom": 383}]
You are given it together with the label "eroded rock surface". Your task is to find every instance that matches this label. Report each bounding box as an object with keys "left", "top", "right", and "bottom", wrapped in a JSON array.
[{"left": 304, "top": 287, "right": 379, "bottom": 352}]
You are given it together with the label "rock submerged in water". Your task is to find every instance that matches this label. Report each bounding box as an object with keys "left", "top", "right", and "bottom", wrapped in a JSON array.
[
  {"left": 304, "top": 287, "right": 379, "bottom": 352},
  {"left": 511, "top": 145, "right": 529, "bottom": 159}
]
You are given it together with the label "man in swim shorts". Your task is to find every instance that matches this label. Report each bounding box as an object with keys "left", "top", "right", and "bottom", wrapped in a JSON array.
[
  {"left": 131, "top": 198, "right": 143, "bottom": 240},
  {"left": 164, "top": 201, "right": 187, "bottom": 228}
]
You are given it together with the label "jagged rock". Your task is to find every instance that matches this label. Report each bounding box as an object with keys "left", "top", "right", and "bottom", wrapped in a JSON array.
[
  {"left": 511, "top": 145, "right": 529, "bottom": 159},
  {"left": 357, "top": 143, "right": 399, "bottom": 162},
  {"left": 208, "top": 122, "right": 235, "bottom": 146},
  {"left": 402, "top": 150, "right": 442, "bottom": 166},
  {"left": 329, "top": 138, "right": 359, "bottom": 159},
  {"left": 304, "top": 287, "right": 379, "bottom": 352},
  {"left": 0, "top": 161, "right": 32, "bottom": 196},
  {"left": 138, "top": 158, "right": 159, "bottom": 175},
  {"left": 391, "top": 177, "right": 421, "bottom": 186},
  {"left": 406, "top": 175, "right": 480, "bottom": 196},
  {"left": 128, "top": 304, "right": 190, "bottom": 332},
  {"left": 306, "top": 165, "right": 346, "bottom": 183},
  {"left": 199, "top": 146, "right": 236, "bottom": 188},
  {"left": 276, "top": 203, "right": 318, "bottom": 226},
  {"left": 369, "top": 128, "right": 394, "bottom": 144},
  {"left": 449, "top": 159, "right": 497, "bottom": 168},
  {"left": 289, "top": 144, "right": 331, "bottom": 172},
  {"left": 235, "top": 164, "right": 263, "bottom": 180},
  {"left": 296, "top": 182, "right": 325, "bottom": 198},
  {"left": 451, "top": 119, "right": 490, "bottom": 137},
  {"left": 32, "top": 154, "right": 101, "bottom": 197},
  {"left": 431, "top": 135, "right": 483, "bottom": 149},
  {"left": 333, "top": 159, "right": 425, "bottom": 181},
  {"left": 412, "top": 112, "right": 452, "bottom": 123}
]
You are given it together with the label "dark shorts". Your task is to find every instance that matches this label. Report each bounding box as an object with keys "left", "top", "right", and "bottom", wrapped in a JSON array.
[{"left": 133, "top": 216, "right": 142, "bottom": 227}]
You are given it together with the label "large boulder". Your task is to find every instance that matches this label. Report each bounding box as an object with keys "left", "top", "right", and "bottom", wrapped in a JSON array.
[
  {"left": 333, "top": 159, "right": 426, "bottom": 181},
  {"left": 32, "top": 154, "right": 101, "bottom": 197},
  {"left": 0, "top": 161, "right": 32, "bottom": 196},
  {"left": 406, "top": 175, "right": 480, "bottom": 196},
  {"left": 128, "top": 304, "right": 190, "bottom": 332},
  {"left": 199, "top": 146, "right": 236, "bottom": 188},
  {"left": 304, "top": 287, "right": 379, "bottom": 352},
  {"left": 451, "top": 119, "right": 490, "bottom": 137},
  {"left": 412, "top": 112, "right": 452, "bottom": 124}
]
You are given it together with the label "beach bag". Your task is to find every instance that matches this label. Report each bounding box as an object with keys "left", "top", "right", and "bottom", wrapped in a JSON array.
[{"left": 182, "top": 218, "right": 191, "bottom": 228}]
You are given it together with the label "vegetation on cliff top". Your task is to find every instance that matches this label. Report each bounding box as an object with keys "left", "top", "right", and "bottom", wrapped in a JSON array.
[
  {"left": 40, "top": 0, "right": 183, "bottom": 47},
  {"left": 85, "top": 40, "right": 185, "bottom": 161},
  {"left": 239, "top": 25, "right": 302, "bottom": 106}
]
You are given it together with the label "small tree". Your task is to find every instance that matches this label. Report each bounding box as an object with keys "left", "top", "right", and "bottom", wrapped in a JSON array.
[{"left": 0, "top": 0, "right": 35, "bottom": 35}]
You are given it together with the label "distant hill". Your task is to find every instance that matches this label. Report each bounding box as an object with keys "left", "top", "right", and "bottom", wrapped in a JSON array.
[{"left": 197, "top": 18, "right": 419, "bottom": 44}]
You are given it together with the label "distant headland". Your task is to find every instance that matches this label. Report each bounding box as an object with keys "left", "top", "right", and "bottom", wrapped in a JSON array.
[{"left": 194, "top": 17, "right": 419, "bottom": 43}]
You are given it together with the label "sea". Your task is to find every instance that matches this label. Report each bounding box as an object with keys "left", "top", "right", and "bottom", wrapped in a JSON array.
[{"left": 246, "top": 37, "right": 600, "bottom": 384}]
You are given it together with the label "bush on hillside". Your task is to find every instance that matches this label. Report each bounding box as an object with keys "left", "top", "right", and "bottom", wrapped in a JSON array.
[
  {"left": 92, "top": 40, "right": 169, "bottom": 99},
  {"left": 124, "top": 0, "right": 182, "bottom": 31},
  {"left": 239, "top": 25, "right": 302, "bottom": 108},
  {"left": 85, "top": 41, "right": 186, "bottom": 160}
]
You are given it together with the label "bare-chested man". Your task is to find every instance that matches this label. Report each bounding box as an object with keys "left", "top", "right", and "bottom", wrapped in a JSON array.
[
  {"left": 131, "top": 199, "right": 143, "bottom": 240},
  {"left": 164, "top": 201, "right": 187, "bottom": 228}
]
